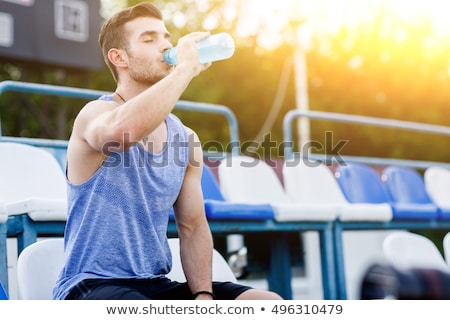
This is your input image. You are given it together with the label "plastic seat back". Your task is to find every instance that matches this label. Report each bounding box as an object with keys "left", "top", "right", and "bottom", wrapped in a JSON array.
[
  {"left": 444, "top": 232, "right": 450, "bottom": 268},
  {"left": 0, "top": 202, "right": 7, "bottom": 224},
  {"left": 383, "top": 231, "right": 449, "bottom": 272},
  {"left": 167, "top": 238, "right": 236, "bottom": 282},
  {"left": 0, "top": 142, "right": 66, "bottom": 204},
  {"left": 201, "top": 165, "right": 225, "bottom": 201},
  {"left": 424, "top": 167, "right": 450, "bottom": 208},
  {"left": 218, "top": 155, "right": 288, "bottom": 203},
  {"left": 0, "top": 280, "right": 7, "bottom": 300},
  {"left": 283, "top": 160, "right": 347, "bottom": 204},
  {"left": 171, "top": 164, "right": 274, "bottom": 221},
  {"left": 0, "top": 142, "right": 67, "bottom": 256},
  {"left": 16, "top": 238, "right": 236, "bottom": 299},
  {"left": 382, "top": 166, "right": 440, "bottom": 220},
  {"left": 17, "top": 238, "right": 65, "bottom": 299},
  {"left": 285, "top": 161, "right": 392, "bottom": 222},
  {"left": 335, "top": 163, "right": 389, "bottom": 204},
  {"left": 382, "top": 166, "right": 433, "bottom": 204}
]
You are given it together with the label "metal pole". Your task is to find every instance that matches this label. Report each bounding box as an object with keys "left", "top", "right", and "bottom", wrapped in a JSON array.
[{"left": 294, "top": 26, "right": 311, "bottom": 153}]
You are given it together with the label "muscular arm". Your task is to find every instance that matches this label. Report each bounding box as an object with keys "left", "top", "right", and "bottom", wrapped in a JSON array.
[
  {"left": 67, "top": 32, "right": 211, "bottom": 184},
  {"left": 85, "top": 33, "right": 211, "bottom": 153},
  {"left": 173, "top": 129, "right": 214, "bottom": 300},
  {"left": 85, "top": 65, "right": 198, "bottom": 152}
]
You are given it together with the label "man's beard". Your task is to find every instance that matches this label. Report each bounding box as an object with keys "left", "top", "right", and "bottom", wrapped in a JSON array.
[{"left": 128, "top": 55, "right": 169, "bottom": 87}]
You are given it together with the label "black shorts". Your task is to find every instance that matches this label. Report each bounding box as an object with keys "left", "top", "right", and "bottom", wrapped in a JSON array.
[{"left": 65, "top": 277, "right": 252, "bottom": 300}]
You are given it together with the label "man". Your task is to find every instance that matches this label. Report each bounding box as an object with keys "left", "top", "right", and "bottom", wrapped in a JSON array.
[{"left": 53, "top": 2, "right": 282, "bottom": 300}]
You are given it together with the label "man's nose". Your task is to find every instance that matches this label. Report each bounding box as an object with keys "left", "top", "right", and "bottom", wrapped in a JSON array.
[{"left": 161, "top": 38, "right": 173, "bottom": 52}]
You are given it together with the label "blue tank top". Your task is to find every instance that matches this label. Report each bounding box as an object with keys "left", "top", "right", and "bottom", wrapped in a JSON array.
[{"left": 53, "top": 95, "right": 188, "bottom": 299}]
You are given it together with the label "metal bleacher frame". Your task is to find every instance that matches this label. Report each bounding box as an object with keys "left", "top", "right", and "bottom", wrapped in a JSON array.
[
  {"left": 0, "top": 80, "right": 338, "bottom": 300},
  {"left": 283, "top": 109, "right": 450, "bottom": 299},
  {"left": 4, "top": 80, "right": 449, "bottom": 300}
]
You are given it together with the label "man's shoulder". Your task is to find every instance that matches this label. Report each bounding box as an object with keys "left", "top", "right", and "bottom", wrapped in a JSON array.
[{"left": 76, "top": 98, "right": 117, "bottom": 120}]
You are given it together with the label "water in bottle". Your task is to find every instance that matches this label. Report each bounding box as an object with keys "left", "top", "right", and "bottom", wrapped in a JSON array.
[{"left": 164, "top": 32, "right": 235, "bottom": 66}]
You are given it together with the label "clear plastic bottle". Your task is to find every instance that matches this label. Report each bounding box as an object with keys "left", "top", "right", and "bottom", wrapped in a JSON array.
[{"left": 164, "top": 32, "right": 235, "bottom": 66}]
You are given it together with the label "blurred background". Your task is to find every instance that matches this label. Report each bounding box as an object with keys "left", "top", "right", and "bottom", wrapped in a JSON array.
[
  {"left": 1, "top": 0, "right": 450, "bottom": 299},
  {"left": 1, "top": 0, "right": 449, "bottom": 162}
]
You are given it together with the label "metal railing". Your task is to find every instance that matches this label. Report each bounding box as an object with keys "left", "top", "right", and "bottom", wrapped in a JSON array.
[
  {"left": 283, "top": 108, "right": 450, "bottom": 300},
  {"left": 0, "top": 80, "right": 240, "bottom": 162},
  {"left": 283, "top": 109, "right": 450, "bottom": 169}
]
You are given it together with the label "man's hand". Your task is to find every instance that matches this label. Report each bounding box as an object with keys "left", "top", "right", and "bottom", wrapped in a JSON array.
[{"left": 175, "top": 32, "right": 212, "bottom": 75}]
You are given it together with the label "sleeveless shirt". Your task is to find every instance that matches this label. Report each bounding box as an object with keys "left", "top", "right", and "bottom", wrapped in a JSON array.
[{"left": 53, "top": 95, "right": 189, "bottom": 299}]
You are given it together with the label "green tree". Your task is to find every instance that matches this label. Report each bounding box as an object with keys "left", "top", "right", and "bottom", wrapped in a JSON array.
[{"left": 0, "top": 0, "right": 449, "bottom": 163}]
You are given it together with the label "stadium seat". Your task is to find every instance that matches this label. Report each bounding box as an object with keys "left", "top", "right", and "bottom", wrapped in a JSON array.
[
  {"left": 202, "top": 164, "right": 274, "bottom": 220},
  {"left": 335, "top": 163, "right": 390, "bottom": 205},
  {"left": 0, "top": 142, "right": 67, "bottom": 254},
  {"left": 336, "top": 163, "right": 439, "bottom": 220},
  {"left": 166, "top": 238, "right": 237, "bottom": 282},
  {"left": 16, "top": 238, "right": 236, "bottom": 299},
  {"left": 0, "top": 279, "right": 7, "bottom": 300},
  {"left": 424, "top": 167, "right": 450, "bottom": 220},
  {"left": 286, "top": 160, "right": 392, "bottom": 299},
  {"left": 382, "top": 231, "right": 449, "bottom": 272},
  {"left": 218, "top": 155, "right": 336, "bottom": 221},
  {"left": 0, "top": 202, "right": 8, "bottom": 291},
  {"left": 382, "top": 166, "right": 440, "bottom": 220},
  {"left": 443, "top": 232, "right": 450, "bottom": 268},
  {"left": 283, "top": 160, "right": 392, "bottom": 222},
  {"left": 169, "top": 165, "right": 274, "bottom": 221},
  {"left": 217, "top": 155, "right": 337, "bottom": 299},
  {"left": 16, "top": 238, "right": 65, "bottom": 299},
  {"left": 0, "top": 202, "right": 7, "bottom": 224}
]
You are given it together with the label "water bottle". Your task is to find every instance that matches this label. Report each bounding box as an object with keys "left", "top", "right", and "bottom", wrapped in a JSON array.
[{"left": 164, "top": 32, "right": 235, "bottom": 66}]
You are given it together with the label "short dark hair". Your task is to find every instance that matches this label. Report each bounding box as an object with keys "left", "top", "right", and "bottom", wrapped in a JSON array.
[{"left": 98, "top": 2, "right": 163, "bottom": 82}]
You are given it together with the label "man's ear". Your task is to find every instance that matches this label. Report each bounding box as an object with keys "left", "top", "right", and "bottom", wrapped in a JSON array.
[{"left": 108, "top": 48, "right": 127, "bottom": 67}]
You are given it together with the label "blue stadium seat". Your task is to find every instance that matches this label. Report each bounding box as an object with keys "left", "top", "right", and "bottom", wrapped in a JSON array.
[
  {"left": 169, "top": 165, "right": 274, "bottom": 221},
  {"left": 336, "top": 163, "right": 439, "bottom": 220},
  {"left": 201, "top": 165, "right": 225, "bottom": 201},
  {"left": 202, "top": 165, "right": 274, "bottom": 220},
  {"left": 335, "top": 163, "right": 390, "bottom": 204},
  {"left": 0, "top": 204, "right": 7, "bottom": 292},
  {"left": 382, "top": 166, "right": 440, "bottom": 220},
  {"left": 0, "top": 280, "right": 7, "bottom": 300}
]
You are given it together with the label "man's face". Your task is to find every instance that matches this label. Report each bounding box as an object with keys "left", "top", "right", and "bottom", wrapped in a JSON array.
[{"left": 122, "top": 17, "right": 173, "bottom": 86}]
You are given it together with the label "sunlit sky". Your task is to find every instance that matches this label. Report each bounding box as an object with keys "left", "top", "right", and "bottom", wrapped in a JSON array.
[
  {"left": 101, "top": 0, "right": 450, "bottom": 51},
  {"left": 230, "top": 0, "right": 450, "bottom": 49}
]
